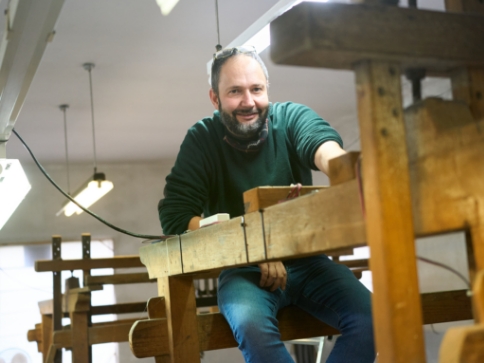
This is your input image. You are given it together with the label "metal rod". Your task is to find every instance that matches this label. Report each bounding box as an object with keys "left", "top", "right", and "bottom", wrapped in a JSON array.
[
  {"left": 60, "top": 104, "right": 71, "bottom": 195},
  {"left": 83, "top": 63, "right": 98, "bottom": 174},
  {"left": 215, "top": 0, "right": 222, "bottom": 51}
]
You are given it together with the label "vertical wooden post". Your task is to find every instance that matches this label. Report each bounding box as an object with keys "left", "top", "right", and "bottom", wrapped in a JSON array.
[
  {"left": 41, "top": 314, "right": 53, "bottom": 363},
  {"left": 354, "top": 61, "right": 425, "bottom": 363},
  {"left": 81, "top": 233, "right": 92, "bottom": 363},
  {"left": 51, "top": 235, "right": 63, "bottom": 363},
  {"left": 158, "top": 276, "right": 200, "bottom": 363}
]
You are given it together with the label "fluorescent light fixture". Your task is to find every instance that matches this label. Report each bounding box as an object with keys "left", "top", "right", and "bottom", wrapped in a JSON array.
[
  {"left": 206, "top": 0, "right": 332, "bottom": 76},
  {"left": 57, "top": 172, "right": 113, "bottom": 217},
  {"left": 156, "top": 0, "right": 180, "bottom": 16},
  {"left": 0, "top": 159, "right": 31, "bottom": 230}
]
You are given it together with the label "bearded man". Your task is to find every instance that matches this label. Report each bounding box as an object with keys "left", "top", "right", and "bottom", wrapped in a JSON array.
[{"left": 159, "top": 46, "right": 375, "bottom": 363}]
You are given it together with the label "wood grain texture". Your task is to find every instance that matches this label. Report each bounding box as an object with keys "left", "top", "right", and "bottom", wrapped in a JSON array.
[
  {"left": 35, "top": 255, "right": 143, "bottom": 272},
  {"left": 405, "top": 98, "right": 484, "bottom": 237},
  {"left": 451, "top": 68, "right": 484, "bottom": 123},
  {"left": 158, "top": 276, "right": 200, "bottom": 363},
  {"left": 85, "top": 272, "right": 154, "bottom": 285},
  {"left": 243, "top": 186, "right": 326, "bottom": 213},
  {"left": 129, "top": 290, "right": 471, "bottom": 358},
  {"left": 355, "top": 60, "right": 424, "bottom": 363},
  {"left": 270, "top": 3, "right": 484, "bottom": 73},
  {"left": 473, "top": 270, "right": 484, "bottom": 323},
  {"left": 328, "top": 152, "right": 361, "bottom": 185},
  {"left": 445, "top": 0, "right": 484, "bottom": 14},
  {"left": 439, "top": 324, "right": 484, "bottom": 363}
]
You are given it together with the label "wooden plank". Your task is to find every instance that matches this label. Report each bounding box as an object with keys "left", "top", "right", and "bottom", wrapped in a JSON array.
[
  {"left": 140, "top": 239, "right": 182, "bottom": 279},
  {"left": 259, "top": 179, "right": 366, "bottom": 261},
  {"left": 70, "top": 312, "right": 89, "bottom": 363},
  {"left": 445, "top": 0, "right": 484, "bottom": 14},
  {"left": 328, "top": 151, "right": 360, "bottom": 186},
  {"left": 89, "top": 319, "right": 139, "bottom": 344},
  {"left": 147, "top": 297, "right": 166, "bottom": 319},
  {"left": 405, "top": 98, "right": 484, "bottom": 236},
  {"left": 90, "top": 302, "right": 147, "bottom": 315},
  {"left": 243, "top": 185, "right": 326, "bottom": 213},
  {"left": 421, "top": 290, "right": 472, "bottom": 324},
  {"left": 180, "top": 217, "right": 248, "bottom": 273},
  {"left": 270, "top": 3, "right": 484, "bottom": 73},
  {"left": 473, "top": 270, "right": 484, "bottom": 323},
  {"left": 35, "top": 255, "right": 144, "bottom": 272},
  {"left": 355, "top": 60, "right": 424, "bottom": 363},
  {"left": 451, "top": 67, "right": 484, "bottom": 123},
  {"left": 129, "top": 318, "right": 169, "bottom": 358},
  {"left": 439, "top": 324, "right": 484, "bottom": 363},
  {"left": 85, "top": 272, "right": 154, "bottom": 285},
  {"left": 158, "top": 276, "right": 200, "bottom": 363},
  {"left": 129, "top": 290, "right": 472, "bottom": 358},
  {"left": 41, "top": 314, "right": 53, "bottom": 363}
]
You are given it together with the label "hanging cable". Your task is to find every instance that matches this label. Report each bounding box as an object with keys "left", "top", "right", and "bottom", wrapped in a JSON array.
[
  {"left": 83, "top": 63, "right": 98, "bottom": 174},
  {"left": 214, "top": 0, "right": 222, "bottom": 51},
  {"left": 12, "top": 128, "right": 171, "bottom": 241},
  {"left": 60, "top": 104, "right": 71, "bottom": 195},
  {"left": 417, "top": 255, "right": 471, "bottom": 289}
]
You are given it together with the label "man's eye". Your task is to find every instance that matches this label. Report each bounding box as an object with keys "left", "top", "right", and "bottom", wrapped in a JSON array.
[{"left": 229, "top": 89, "right": 239, "bottom": 94}]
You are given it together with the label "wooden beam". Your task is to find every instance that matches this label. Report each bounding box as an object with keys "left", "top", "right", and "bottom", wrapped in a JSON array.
[
  {"left": 451, "top": 68, "right": 484, "bottom": 123},
  {"left": 243, "top": 185, "right": 326, "bottom": 213},
  {"left": 129, "top": 290, "right": 472, "bottom": 358},
  {"left": 35, "top": 255, "right": 144, "bottom": 272},
  {"left": 328, "top": 152, "right": 361, "bottom": 186},
  {"left": 355, "top": 60, "right": 424, "bottom": 363},
  {"left": 445, "top": 0, "right": 484, "bottom": 14},
  {"left": 270, "top": 3, "right": 484, "bottom": 73},
  {"left": 85, "top": 272, "right": 154, "bottom": 285},
  {"left": 158, "top": 276, "right": 200, "bottom": 363},
  {"left": 91, "top": 302, "right": 147, "bottom": 315}
]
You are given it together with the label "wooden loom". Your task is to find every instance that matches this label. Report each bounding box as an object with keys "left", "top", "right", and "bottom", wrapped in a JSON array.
[{"left": 128, "top": 0, "right": 484, "bottom": 362}]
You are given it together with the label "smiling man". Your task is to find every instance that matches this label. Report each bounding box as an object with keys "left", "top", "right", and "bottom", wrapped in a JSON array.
[{"left": 159, "top": 47, "right": 375, "bottom": 363}]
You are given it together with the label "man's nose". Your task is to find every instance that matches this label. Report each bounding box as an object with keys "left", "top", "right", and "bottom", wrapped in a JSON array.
[{"left": 240, "top": 90, "right": 255, "bottom": 107}]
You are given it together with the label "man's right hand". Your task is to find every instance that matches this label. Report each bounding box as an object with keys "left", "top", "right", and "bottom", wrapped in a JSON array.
[{"left": 258, "top": 261, "right": 287, "bottom": 292}]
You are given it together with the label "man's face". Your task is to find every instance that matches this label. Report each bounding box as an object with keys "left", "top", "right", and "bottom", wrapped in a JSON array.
[{"left": 209, "top": 55, "right": 269, "bottom": 139}]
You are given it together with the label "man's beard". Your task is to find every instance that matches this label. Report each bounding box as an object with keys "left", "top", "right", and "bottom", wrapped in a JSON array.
[{"left": 219, "top": 104, "right": 268, "bottom": 139}]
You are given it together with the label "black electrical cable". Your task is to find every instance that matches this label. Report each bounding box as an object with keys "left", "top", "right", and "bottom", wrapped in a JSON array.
[
  {"left": 417, "top": 255, "right": 471, "bottom": 289},
  {"left": 12, "top": 128, "right": 172, "bottom": 241}
]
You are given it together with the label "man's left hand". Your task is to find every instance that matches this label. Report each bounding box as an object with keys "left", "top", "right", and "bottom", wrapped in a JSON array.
[{"left": 258, "top": 261, "right": 287, "bottom": 292}]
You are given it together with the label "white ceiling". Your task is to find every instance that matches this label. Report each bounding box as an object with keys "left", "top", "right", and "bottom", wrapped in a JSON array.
[{"left": 4, "top": 0, "right": 449, "bottom": 166}]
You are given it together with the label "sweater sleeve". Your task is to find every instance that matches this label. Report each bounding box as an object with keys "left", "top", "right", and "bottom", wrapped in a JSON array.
[
  {"left": 158, "top": 123, "right": 212, "bottom": 235},
  {"left": 283, "top": 103, "right": 343, "bottom": 170}
]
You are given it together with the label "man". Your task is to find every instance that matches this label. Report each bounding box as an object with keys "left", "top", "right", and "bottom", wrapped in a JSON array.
[{"left": 159, "top": 46, "right": 375, "bottom": 362}]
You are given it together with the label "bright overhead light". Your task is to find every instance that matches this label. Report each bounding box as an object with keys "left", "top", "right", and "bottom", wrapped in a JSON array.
[
  {"left": 0, "top": 159, "right": 31, "bottom": 230},
  {"left": 57, "top": 173, "right": 113, "bottom": 217},
  {"left": 156, "top": 0, "right": 180, "bottom": 16}
]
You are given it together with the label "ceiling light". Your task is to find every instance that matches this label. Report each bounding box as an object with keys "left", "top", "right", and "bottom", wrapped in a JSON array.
[
  {"left": 156, "top": 0, "right": 180, "bottom": 16},
  {"left": 59, "top": 172, "right": 113, "bottom": 217},
  {"left": 57, "top": 63, "right": 113, "bottom": 217},
  {"left": 0, "top": 159, "right": 31, "bottom": 230}
]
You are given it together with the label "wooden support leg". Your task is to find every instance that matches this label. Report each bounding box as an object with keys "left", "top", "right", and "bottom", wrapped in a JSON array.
[
  {"left": 466, "top": 225, "right": 484, "bottom": 285},
  {"left": 158, "top": 276, "right": 200, "bottom": 363},
  {"left": 70, "top": 311, "right": 90, "bottom": 363},
  {"left": 355, "top": 60, "right": 425, "bottom": 363},
  {"left": 41, "top": 314, "right": 53, "bottom": 363}
]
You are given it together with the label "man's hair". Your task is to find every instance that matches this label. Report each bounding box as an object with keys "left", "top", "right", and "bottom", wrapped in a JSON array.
[{"left": 210, "top": 49, "right": 269, "bottom": 96}]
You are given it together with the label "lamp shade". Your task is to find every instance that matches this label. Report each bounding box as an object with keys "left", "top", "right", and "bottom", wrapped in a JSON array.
[
  {"left": 0, "top": 159, "right": 31, "bottom": 230},
  {"left": 57, "top": 172, "right": 113, "bottom": 217}
]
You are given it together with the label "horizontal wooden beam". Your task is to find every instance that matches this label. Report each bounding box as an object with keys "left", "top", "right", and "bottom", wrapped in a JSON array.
[
  {"left": 130, "top": 290, "right": 472, "bottom": 358},
  {"left": 140, "top": 179, "right": 366, "bottom": 278},
  {"left": 35, "top": 255, "right": 144, "bottom": 272},
  {"left": 270, "top": 3, "right": 484, "bottom": 73},
  {"left": 85, "top": 272, "right": 155, "bottom": 285},
  {"left": 53, "top": 319, "right": 139, "bottom": 348}
]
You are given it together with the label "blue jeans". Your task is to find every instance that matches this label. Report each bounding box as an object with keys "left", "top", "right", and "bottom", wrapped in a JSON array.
[{"left": 217, "top": 254, "right": 375, "bottom": 363}]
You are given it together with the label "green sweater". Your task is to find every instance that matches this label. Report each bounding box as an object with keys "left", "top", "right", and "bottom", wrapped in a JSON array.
[{"left": 159, "top": 102, "right": 342, "bottom": 235}]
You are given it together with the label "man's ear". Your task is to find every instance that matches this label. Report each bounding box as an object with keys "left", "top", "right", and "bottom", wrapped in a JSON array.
[{"left": 209, "top": 88, "right": 219, "bottom": 109}]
